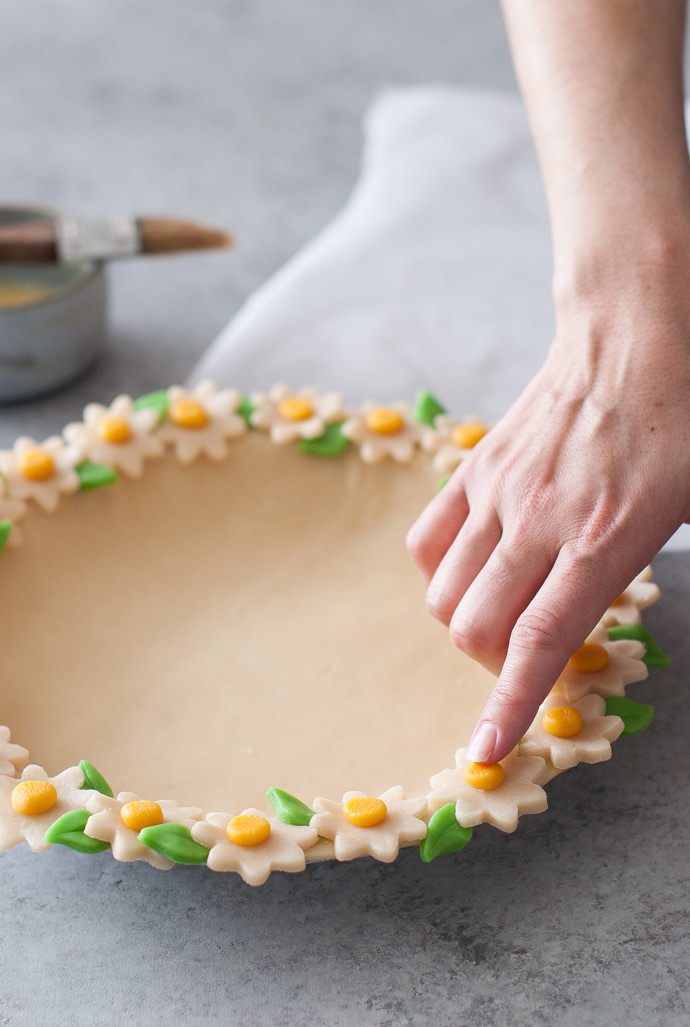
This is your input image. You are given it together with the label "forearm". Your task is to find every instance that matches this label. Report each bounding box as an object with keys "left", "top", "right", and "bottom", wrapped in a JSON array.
[
  {"left": 409, "top": 1, "right": 690, "bottom": 763},
  {"left": 501, "top": 0, "right": 690, "bottom": 273}
]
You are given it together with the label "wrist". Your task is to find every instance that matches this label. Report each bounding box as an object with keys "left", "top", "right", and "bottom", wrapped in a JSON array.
[{"left": 551, "top": 196, "right": 690, "bottom": 312}]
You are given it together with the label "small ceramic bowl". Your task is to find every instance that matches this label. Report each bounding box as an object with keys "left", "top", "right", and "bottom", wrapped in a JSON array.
[{"left": 0, "top": 205, "right": 106, "bottom": 405}]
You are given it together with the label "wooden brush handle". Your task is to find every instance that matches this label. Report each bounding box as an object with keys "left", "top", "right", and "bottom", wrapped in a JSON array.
[
  {"left": 0, "top": 220, "right": 57, "bottom": 263},
  {"left": 137, "top": 217, "right": 232, "bottom": 254}
]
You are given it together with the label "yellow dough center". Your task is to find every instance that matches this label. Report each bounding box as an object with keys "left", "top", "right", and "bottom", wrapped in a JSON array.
[
  {"left": 342, "top": 796, "right": 388, "bottom": 828},
  {"left": 120, "top": 799, "right": 163, "bottom": 831},
  {"left": 451, "top": 422, "right": 487, "bottom": 449},
  {"left": 11, "top": 780, "right": 57, "bottom": 816},
  {"left": 568, "top": 643, "right": 609, "bottom": 673},
  {"left": 19, "top": 448, "right": 55, "bottom": 481},
  {"left": 463, "top": 762, "right": 505, "bottom": 791},
  {"left": 226, "top": 813, "right": 271, "bottom": 846},
  {"left": 278, "top": 397, "right": 313, "bottom": 422},
  {"left": 98, "top": 416, "right": 132, "bottom": 445},
  {"left": 542, "top": 706, "right": 583, "bottom": 738},
  {"left": 170, "top": 399, "right": 209, "bottom": 430},
  {"left": 366, "top": 408, "right": 404, "bottom": 435}
]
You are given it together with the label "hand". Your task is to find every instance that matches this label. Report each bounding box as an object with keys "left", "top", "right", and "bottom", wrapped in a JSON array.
[{"left": 407, "top": 248, "right": 690, "bottom": 763}]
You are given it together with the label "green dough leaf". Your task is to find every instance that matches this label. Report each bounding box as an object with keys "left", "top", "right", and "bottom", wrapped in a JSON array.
[
  {"left": 413, "top": 390, "right": 447, "bottom": 427},
  {"left": 44, "top": 809, "right": 110, "bottom": 854},
  {"left": 266, "top": 787, "right": 315, "bottom": 826},
  {"left": 79, "top": 760, "right": 114, "bottom": 797},
  {"left": 438, "top": 475, "right": 450, "bottom": 491},
  {"left": 76, "top": 460, "right": 118, "bottom": 491},
  {"left": 419, "top": 802, "right": 473, "bottom": 864},
  {"left": 236, "top": 395, "right": 257, "bottom": 426},
  {"left": 607, "top": 624, "right": 670, "bottom": 667},
  {"left": 138, "top": 823, "right": 209, "bottom": 865},
  {"left": 133, "top": 389, "right": 169, "bottom": 422},
  {"left": 299, "top": 422, "right": 351, "bottom": 458},
  {"left": 605, "top": 696, "right": 655, "bottom": 737},
  {"left": 0, "top": 519, "right": 11, "bottom": 553}
]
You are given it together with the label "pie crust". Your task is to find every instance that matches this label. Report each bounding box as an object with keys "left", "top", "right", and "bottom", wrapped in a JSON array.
[{"left": 0, "top": 384, "right": 661, "bottom": 881}]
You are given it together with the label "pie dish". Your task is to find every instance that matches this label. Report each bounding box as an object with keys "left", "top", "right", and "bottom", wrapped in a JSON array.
[{"left": 0, "top": 383, "right": 666, "bottom": 883}]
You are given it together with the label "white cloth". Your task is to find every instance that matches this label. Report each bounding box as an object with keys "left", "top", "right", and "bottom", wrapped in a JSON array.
[{"left": 190, "top": 86, "right": 690, "bottom": 551}]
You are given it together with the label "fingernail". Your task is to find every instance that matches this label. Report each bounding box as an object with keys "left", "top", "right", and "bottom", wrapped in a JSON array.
[{"left": 467, "top": 721, "right": 498, "bottom": 763}]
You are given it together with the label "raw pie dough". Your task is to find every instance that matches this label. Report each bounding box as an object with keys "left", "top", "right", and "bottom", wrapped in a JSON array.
[
  {"left": 0, "top": 385, "right": 657, "bottom": 877},
  {"left": 1, "top": 432, "right": 495, "bottom": 814}
]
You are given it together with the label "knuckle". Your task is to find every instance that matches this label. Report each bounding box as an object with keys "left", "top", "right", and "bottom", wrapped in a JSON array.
[
  {"left": 485, "top": 542, "right": 528, "bottom": 590},
  {"left": 572, "top": 507, "right": 619, "bottom": 552},
  {"left": 485, "top": 680, "right": 528, "bottom": 724},
  {"left": 449, "top": 608, "right": 494, "bottom": 663},
  {"left": 511, "top": 606, "right": 563, "bottom": 657},
  {"left": 405, "top": 525, "right": 431, "bottom": 565},
  {"left": 558, "top": 542, "right": 605, "bottom": 595},
  {"left": 425, "top": 588, "right": 454, "bottom": 625},
  {"left": 560, "top": 487, "right": 626, "bottom": 555},
  {"left": 448, "top": 611, "right": 480, "bottom": 656},
  {"left": 515, "top": 493, "right": 556, "bottom": 539}
]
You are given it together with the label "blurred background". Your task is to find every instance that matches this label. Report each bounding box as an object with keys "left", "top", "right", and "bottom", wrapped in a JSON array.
[{"left": 1, "top": 0, "right": 517, "bottom": 437}]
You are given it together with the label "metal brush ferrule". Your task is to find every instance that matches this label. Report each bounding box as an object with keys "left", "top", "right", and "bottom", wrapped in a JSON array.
[{"left": 56, "top": 215, "right": 140, "bottom": 262}]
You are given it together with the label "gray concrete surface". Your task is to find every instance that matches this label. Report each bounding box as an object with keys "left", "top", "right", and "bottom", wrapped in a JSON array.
[
  {"left": 1, "top": 555, "right": 688, "bottom": 1027},
  {"left": 2, "top": 3, "right": 690, "bottom": 1025}
]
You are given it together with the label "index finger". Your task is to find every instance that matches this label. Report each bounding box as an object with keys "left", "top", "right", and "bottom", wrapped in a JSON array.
[{"left": 466, "top": 546, "right": 644, "bottom": 763}]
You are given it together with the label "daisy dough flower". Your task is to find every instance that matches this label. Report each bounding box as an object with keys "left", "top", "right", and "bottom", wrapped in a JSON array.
[
  {"left": 84, "top": 791, "right": 202, "bottom": 870},
  {"left": 520, "top": 693, "right": 624, "bottom": 771},
  {"left": 63, "top": 394, "right": 164, "bottom": 478},
  {"left": 191, "top": 809, "right": 317, "bottom": 884},
  {"left": 249, "top": 384, "right": 345, "bottom": 444},
  {"left": 0, "top": 726, "right": 28, "bottom": 777},
  {"left": 0, "top": 436, "right": 81, "bottom": 511},
  {"left": 341, "top": 401, "right": 424, "bottom": 464},
  {"left": 0, "top": 492, "right": 27, "bottom": 548},
  {"left": 311, "top": 786, "right": 427, "bottom": 862},
  {"left": 557, "top": 636, "right": 648, "bottom": 703},
  {"left": 0, "top": 764, "right": 89, "bottom": 852},
  {"left": 158, "top": 381, "right": 247, "bottom": 463},
  {"left": 422, "top": 414, "right": 490, "bottom": 474},
  {"left": 600, "top": 567, "right": 660, "bottom": 627},
  {"left": 427, "top": 748, "right": 549, "bottom": 833}
]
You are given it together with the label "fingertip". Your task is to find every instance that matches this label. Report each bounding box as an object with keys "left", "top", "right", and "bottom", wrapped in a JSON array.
[
  {"left": 466, "top": 721, "right": 498, "bottom": 763},
  {"left": 467, "top": 714, "right": 526, "bottom": 764},
  {"left": 472, "top": 665, "right": 557, "bottom": 763}
]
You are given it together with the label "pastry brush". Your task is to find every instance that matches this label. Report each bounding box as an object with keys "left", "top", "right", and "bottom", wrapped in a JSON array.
[{"left": 0, "top": 215, "right": 232, "bottom": 263}]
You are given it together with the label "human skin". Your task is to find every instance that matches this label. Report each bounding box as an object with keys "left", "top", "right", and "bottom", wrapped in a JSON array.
[{"left": 406, "top": 0, "right": 690, "bottom": 763}]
